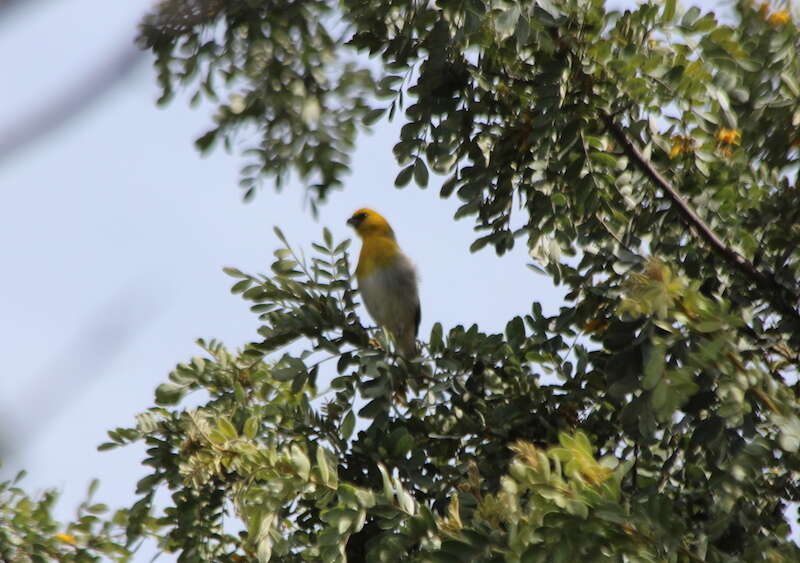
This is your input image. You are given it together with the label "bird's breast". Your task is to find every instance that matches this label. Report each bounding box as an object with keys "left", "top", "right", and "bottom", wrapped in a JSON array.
[
  {"left": 356, "top": 251, "right": 418, "bottom": 329},
  {"left": 356, "top": 236, "right": 401, "bottom": 278}
]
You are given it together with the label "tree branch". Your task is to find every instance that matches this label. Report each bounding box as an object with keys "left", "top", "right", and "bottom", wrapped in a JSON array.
[{"left": 600, "top": 112, "right": 800, "bottom": 323}]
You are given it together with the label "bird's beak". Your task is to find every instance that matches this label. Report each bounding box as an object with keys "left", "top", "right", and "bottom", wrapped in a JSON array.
[{"left": 346, "top": 217, "right": 357, "bottom": 227}]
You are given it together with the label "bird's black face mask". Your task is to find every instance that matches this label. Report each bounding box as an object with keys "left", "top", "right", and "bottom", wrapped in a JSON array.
[{"left": 347, "top": 212, "right": 368, "bottom": 227}]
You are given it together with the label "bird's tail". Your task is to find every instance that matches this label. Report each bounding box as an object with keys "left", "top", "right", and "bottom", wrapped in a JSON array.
[{"left": 397, "top": 329, "right": 417, "bottom": 359}]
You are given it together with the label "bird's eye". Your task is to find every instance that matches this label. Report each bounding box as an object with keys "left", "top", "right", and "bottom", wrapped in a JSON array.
[{"left": 347, "top": 211, "right": 370, "bottom": 227}]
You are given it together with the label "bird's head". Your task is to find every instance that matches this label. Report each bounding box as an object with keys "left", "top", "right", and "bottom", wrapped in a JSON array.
[{"left": 347, "top": 208, "right": 395, "bottom": 239}]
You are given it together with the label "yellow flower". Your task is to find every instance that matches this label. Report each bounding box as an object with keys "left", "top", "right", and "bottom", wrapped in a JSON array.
[
  {"left": 758, "top": 2, "right": 792, "bottom": 25},
  {"left": 768, "top": 10, "right": 791, "bottom": 25},
  {"left": 669, "top": 135, "right": 695, "bottom": 158},
  {"left": 716, "top": 128, "right": 741, "bottom": 145},
  {"left": 583, "top": 318, "right": 608, "bottom": 333},
  {"left": 55, "top": 533, "right": 77, "bottom": 545}
]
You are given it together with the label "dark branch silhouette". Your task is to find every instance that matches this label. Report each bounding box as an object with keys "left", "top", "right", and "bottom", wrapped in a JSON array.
[
  {"left": 0, "top": 0, "right": 30, "bottom": 13},
  {"left": 0, "top": 44, "right": 146, "bottom": 166}
]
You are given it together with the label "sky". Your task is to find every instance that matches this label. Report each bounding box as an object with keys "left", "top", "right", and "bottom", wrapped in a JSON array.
[{"left": 1, "top": 0, "right": 788, "bottom": 558}]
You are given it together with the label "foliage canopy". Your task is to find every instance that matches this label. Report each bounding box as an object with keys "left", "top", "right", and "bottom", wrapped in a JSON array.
[{"left": 4, "top": 0, "right": 800, "bottom": 561}]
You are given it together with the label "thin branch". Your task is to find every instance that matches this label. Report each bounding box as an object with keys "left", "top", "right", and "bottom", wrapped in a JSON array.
[
  {"left": 656, "top": 437, "right": 683, "bottom": 492},
  {"left": 600, "top": 112, "right": 800, "bottom": 324},
  {"left": 0, "top": 0, "right": 34, "bottom": 13}
]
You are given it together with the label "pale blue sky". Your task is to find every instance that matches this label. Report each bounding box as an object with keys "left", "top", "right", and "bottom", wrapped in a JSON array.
[{"left": 3, "top": 0, "right": 785, "bottom": 558}]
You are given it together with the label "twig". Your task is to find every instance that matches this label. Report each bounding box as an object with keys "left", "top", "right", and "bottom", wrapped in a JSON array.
[
  {"left": 656, "top": 438, "right": 682, "bottom": 492},
  {"left": 600, "top": 112, "right": 800, "bottom": 324}
]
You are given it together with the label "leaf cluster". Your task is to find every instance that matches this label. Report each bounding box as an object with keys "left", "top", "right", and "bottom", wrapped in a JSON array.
[
  {"left": 92, "top": 230, "right": 799, "bottom": 561},
  {"left": 0, "top": 473, "right": 129, "bottom": 562}
]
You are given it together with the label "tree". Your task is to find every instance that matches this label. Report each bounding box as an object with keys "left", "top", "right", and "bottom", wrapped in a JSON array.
[{"left": 4, "top": 0, "right": 800, "bottom": 561}]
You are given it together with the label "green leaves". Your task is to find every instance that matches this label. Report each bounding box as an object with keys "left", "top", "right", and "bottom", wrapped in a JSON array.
[
  {"left": 362, "top": 107, "right": 386, "bottom": 126},
  {"left": 0, "top": 472, "right": 132, "bottom": 562},
  {"left": 340, "top": 410, "right": 355, "bottom": 440},
  {"left": 773, "top": 414, "right": 800, "bottom": 453},
  {"left": 494, "top": 4, "right": 521, "bottom": 40},
  {"left": 394, "top": 164, "right": 413, "bottom": 188},
  {"left": 642, "top": 341, "right": 666, "bottom": 390},
  {"left": 100, "top": 1, "right": 800, "bottom": 560},
  {"left": 505, "top": 316, "right": 525, "bottom": 350},
  {"left": 290, "top": 444, "right": 311, "bottom": 480},
  {"left": 272, "top": 356, "right": 306, "bottom": 382},
  {"left": 154, "top": 382, "right": 184, "bottom": 405},
  {"left": 681, "top": 6, "right": 702, "bottom": 29},
  {"left": 67, "top": 213, "right": 800, "bottom": 561},
  {"left": 140, "top": 0, "right": 376, "bottom": 203},
  {"left": 413, "top": 157, "right": 429, "bottom": 188},
  {"left": 650, "top": 368, "right": 699, "bottom": 420},
  {"left": 663, "top": 0, "right": 677, "bottom": 22}
]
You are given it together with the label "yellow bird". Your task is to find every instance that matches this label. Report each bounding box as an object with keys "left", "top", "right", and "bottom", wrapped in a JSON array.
[{"left": 347, "top": 208, "right": 420, "bottom": 358}]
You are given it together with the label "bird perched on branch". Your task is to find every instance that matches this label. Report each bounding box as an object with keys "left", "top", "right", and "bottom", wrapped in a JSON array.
[{"left": 347, "top": 208, "right": 420, "bottom": 358}]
